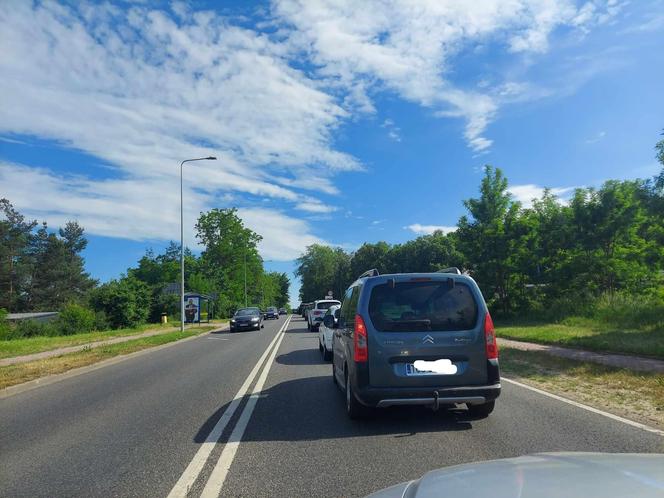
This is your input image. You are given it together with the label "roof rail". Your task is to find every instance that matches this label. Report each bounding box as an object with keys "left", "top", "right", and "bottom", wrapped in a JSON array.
[
  {"left": 358, "top": 268, "right": 380, "bottom": 279},
  {"left": 437, "top": 267, "right": 461, "bottom": 275}
]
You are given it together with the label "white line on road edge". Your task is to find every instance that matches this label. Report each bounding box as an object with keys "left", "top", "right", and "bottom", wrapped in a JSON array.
[
  {"left": 200, "top": 315, "right": 291, "bottom": 498},
  {"left": 167, "top": 316, "right": 292, "bottom": 498},
  {"left": 502, "top": 377, "right": 664, "bottom": 436}
]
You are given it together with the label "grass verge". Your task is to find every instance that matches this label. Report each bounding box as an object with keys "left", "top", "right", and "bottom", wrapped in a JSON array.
[
  {"left": 500, "top": 347, "right": 664, "bottom": 430},
  {"left": 496, "top": 317, "right": 664, "bottom": 360},
  {"left": 0, "top": 319, "right": 228, "bottom": 359},
  {"left": 0, "top": 326, "right": 216, "bottom": 390}
]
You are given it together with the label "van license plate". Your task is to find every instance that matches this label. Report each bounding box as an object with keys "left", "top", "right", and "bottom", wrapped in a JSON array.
[{"left": 405, "top": 359, "right": 457, "bottom": 376}]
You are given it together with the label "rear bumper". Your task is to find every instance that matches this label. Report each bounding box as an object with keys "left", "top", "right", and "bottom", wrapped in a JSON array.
[{"left": 357, "top": 383, "right": 501, "bottom": 408}]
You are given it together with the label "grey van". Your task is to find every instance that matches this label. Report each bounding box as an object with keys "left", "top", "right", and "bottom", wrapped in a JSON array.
[{"left": 327, "top": 268, "right": 500, "bottom": 419}]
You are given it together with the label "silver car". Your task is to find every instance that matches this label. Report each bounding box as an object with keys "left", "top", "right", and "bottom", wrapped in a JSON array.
[{"left": 367, "top": 452, "right": 664, "bottom": 498}]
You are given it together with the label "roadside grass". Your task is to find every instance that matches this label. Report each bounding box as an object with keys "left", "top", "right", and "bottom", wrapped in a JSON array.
[
  {"left": 0, "top": 319, "right": 228, "bottom": 359},
  {"left": 0, "top": 326, "right": 217, "bottom": 390},
  {"left": 496, "top": 317, "right": 664, "bottom": 360},
  {"left": 500, "top": 347, "right": 664, "bottom": 430}
]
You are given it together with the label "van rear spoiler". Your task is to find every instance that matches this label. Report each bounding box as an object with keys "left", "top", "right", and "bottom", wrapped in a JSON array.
[
  {"left": 358, "top": 268, "right": 380, "bottom": 279},
  {"left": 437, "top": 267, "right": 461, "bottom": 275}
]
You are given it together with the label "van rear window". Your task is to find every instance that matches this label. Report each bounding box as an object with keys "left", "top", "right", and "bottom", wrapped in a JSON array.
[
  {"left": 316, "top": 301, "right": 340, "bottom": 310},
  {"left": 368, "top": 280, "right": 478, "bottom": 332}
]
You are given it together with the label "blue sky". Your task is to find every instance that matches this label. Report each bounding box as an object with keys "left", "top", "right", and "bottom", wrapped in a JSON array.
[{"left": 1, "top": 0, "right": 663, "bottom": 306}]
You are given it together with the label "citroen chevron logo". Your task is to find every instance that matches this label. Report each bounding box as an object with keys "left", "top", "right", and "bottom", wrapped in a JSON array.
[{"left": 422, "top": 334, "right": 434, "bottom": 344}]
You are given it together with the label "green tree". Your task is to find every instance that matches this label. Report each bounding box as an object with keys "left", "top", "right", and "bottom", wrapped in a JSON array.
[
  {"left": 0, "top": 199, "right": 37, "bottom": 311},
  {"left": 655, "top": 131, "right": 664, "bottom": 189},
  {"left": 196, "top": 208, "right": 263, "bottom": 316},
  {"left": 567, "top": 181, "right": 651, "bottom": 294},
  {"left": 457, "top": 166, "right": 523, "bottom": 314},
  {"left": 29, "top": 221, "right": 96, "bottom": 311},
  {"left": 295, "top": 244, "right": 350, "bottom": 302},
  {"left": 89, "top": 275, "right": 150, "bottom": 328},
  {"left": 389, "top": 232, "right": 463, "bottom": 273},
  {"left": 349, "top": 242, "right": 391, "bottom": 277},
  {"left": 275, "top": 272, "right": 290, "bottom": 308}
]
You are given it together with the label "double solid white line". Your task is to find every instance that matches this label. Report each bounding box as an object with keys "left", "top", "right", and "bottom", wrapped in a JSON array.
[{"left": 168, "top": 315, "right": 292, "bottom": 498}]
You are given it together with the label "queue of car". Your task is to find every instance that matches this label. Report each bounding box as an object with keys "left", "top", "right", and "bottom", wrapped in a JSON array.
[{"left": 299, "top": 267, "right": 501, "bottom": 420}]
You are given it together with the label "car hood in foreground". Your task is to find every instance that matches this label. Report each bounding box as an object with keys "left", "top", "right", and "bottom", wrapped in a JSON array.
[{"left": 367, "top": 452, "right": 664, "bottom": 498}]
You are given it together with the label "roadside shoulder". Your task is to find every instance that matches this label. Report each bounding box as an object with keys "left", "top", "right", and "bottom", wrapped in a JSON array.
[
  {"left": 0, "top": 325, "right": 225, "bottom": 399},
  {"left": 500, "top": 347, "right": 664, "bottom": 432}
]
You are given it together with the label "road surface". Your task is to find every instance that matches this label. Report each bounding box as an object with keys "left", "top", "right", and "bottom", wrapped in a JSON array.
[{"left": 1, "top": 315, "right": 662, "bottom": 497}]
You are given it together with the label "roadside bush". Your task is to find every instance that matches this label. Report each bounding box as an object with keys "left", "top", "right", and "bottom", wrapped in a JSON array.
[
  {"left": 590, "top": 292, "right": 664, "bottom": 331},
  {"left": 512, "top": 290, "right": 664, "bottom": 332},
  {"left": 55, "top": 303, "right": 95, "bottom": 335},
  {"left": 0, "top": 308, "right": 11, "bottom": 340},
  {"left": 94, "top": 310, "right": 110, "bottom": 331},
  {"left": 10, "top": 319, "right": 58, "bottom": 339},
  {"left": 148, "top": 291, "right": 179, "bottom": 323},
  {"left": 89, "top": 275, "right": 150, "bottom": 328}
]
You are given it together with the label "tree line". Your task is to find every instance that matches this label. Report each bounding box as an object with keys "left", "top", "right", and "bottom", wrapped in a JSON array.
[
  {"left": 296, "top": 136, "right": 664, "bottom": 318},
  {"left": 0, "top": 204, "right": 289, "bottom": 335}
]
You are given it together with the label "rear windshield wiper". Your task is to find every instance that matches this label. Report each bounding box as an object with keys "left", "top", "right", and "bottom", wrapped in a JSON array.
[{"left": 385, "top": 319, "right": 431, "bottom": 330}]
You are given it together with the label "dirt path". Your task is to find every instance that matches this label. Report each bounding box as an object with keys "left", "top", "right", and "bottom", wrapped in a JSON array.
[{"left": 499, "top": 337, "right": 664, "bottom": 373}]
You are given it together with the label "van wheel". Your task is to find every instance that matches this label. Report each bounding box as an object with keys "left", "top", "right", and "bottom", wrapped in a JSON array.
[
  {"left": 466, "top": 401, "right": 495, "bottom": 419},
  {"left": 345, "top": 369, "right": 369, "bottom": 419}
]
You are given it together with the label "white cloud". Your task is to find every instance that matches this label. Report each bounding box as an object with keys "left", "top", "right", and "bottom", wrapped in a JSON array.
[
  {"left": 381, "top": 119, "right": 401, "bottom": 142},
  {"left": 237, "top": 208, "right": 325, "bottom": 260},
  {"left": 586, "top": 130, "right": 607, "bottom": 143},
  {"left": 295, "top": 200, "right": 337, "bottom": 213},
  {"left": 405, "top": 224, "right": 457, "bottom": 236},
  {"left": 0, "top": 2, "right": 363, "bottom": 259},
  {"left": 508, "top": 184, "right": 577, "bottom": 207},
  {"left": 0, "top": 161, "right": 320, "bottom": 261},
  {"left": 273, "top": 0, "right": 618, "bottom": 151},
  {"left": 621, "top": 13, "right": 664, "bottom": 33}
]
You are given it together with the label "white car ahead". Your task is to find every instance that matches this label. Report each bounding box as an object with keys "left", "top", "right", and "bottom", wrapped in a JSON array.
[
  {"left": 318, "top": 304, "right": 340, "bottom": 361},
  {"left": 307, "top": 299, "right": 340, "bottom": 331}
]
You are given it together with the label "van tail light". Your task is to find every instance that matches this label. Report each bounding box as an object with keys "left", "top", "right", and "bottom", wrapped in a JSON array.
[
  {"left": 484, "top": 312, "right": 498, "bottom": 359},
  {"left": 354, "top": 314, "right": 368, "bottom": 362},
  {"left": 313, "top": 310, "right": 323, "bottom": 316}
]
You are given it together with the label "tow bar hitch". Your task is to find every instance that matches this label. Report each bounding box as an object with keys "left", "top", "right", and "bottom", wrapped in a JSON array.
[{"left": 432, "top": 390, "right": 440, "bottom": 412}]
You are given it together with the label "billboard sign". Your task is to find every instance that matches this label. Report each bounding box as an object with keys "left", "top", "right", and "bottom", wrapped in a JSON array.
[{"left": 184, "top": 296, "right": 200, "bottom": 323}]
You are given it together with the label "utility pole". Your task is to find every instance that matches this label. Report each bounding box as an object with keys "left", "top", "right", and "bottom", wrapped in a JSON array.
[
  {"left": 244, "top": 243, "right": 247, "bottom": 307},
  {"left": 179, "top": 156, "right": 216, "bottom": 332}
]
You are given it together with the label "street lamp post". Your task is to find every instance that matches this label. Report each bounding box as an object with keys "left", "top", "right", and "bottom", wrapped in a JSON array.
[
  {"left": 180, "top": 156, "right": 216, "bottom": 332},
  {"left": 244, "top": 244, "right": 247, "bottom": 308}
]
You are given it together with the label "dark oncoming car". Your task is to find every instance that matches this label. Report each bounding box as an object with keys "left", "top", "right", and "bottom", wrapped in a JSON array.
[
  {"left": 327, "top": 268, "right": 500, "bottom": 419},
  {"left": 230, "top": 307, "right": 264, "bottom": 332},
  {"left": 265, "top": 307, "right": 279, "bottom": 319}
]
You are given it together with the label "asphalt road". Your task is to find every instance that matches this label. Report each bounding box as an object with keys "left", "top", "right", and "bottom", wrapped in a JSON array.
[{"left": 1, "top": 315, "right": 662, "bottom": 497}]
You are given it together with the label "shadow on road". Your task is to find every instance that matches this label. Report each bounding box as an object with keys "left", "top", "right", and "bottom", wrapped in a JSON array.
[
  {"left": 210, "top": 328, "right": 259, "bottom": 335},
  {"left": 276, "top": 349, "right": 327, "bottom": 366},
  {"left": 194, "top": 375, "right": 472, "bottom": 444},
  {"left": 285, "top": 317, "right": 314, "bottom": 334}
]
